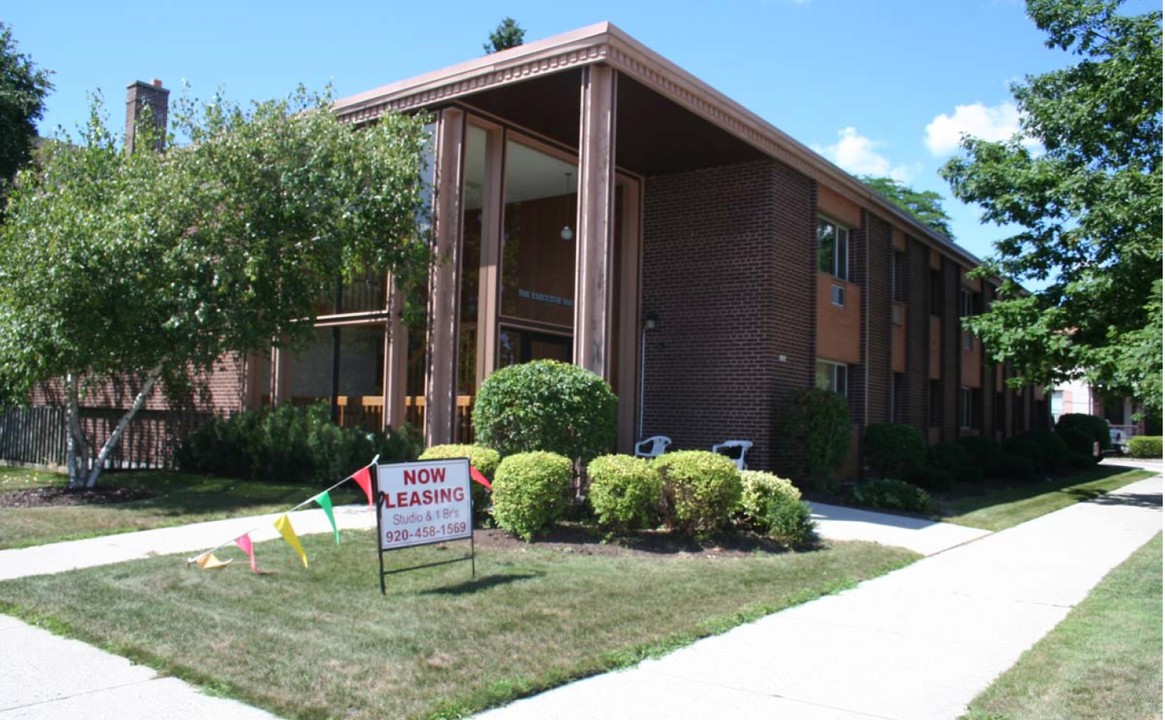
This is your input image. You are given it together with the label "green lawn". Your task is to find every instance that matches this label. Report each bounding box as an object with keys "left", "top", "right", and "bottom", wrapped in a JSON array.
[
  {"left": 0, "top": 467, "right": 365, "bottom": 549},
  {"left": 941, "top": 467, "right": 1153, "bottom": 531},
  {"left": 962, "top": 533, "right": 1162, "bottom": 720},
  {"left": 0, "top": 533, "right": 916, "bottom": 720}
]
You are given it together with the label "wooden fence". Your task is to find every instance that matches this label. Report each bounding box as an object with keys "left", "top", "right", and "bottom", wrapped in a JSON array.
[{"left": 0, "top": 406, "right": 211, "bottom": 471}]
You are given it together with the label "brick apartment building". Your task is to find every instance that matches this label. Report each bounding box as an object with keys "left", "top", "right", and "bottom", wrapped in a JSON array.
[{"left": 9, "top": 22, "right": 1044, "bottom": 475}]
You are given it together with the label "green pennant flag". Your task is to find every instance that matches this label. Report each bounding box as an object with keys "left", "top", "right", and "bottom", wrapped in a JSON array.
[{"left": 314, "top": 490, "right": 340, "bottom": 544}]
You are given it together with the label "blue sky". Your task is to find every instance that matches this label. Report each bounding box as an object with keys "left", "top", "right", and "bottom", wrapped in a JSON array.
[{"left": 5, "top": 0, "right": 1153, "bottom": 261}]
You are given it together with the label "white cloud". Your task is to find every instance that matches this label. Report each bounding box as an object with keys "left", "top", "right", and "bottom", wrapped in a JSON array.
[
  {"left": 814, "top": 127, "right": 914, "bottom": 182},
  {"left": 924, "top": 102, "right": 1025, "bottom": 156}
]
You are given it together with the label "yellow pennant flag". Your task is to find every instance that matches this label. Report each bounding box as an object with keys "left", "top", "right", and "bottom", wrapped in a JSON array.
[
  {"left": 274, "top": 514, "right": 308, "bottom": 568},
  {"left": 195, "top": 552, "right": 232, "bottom": 570}
]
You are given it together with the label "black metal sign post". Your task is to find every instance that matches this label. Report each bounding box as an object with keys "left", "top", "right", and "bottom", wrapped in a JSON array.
[{"left": 374, "top": 458, "right": 476, "bottom": 595}]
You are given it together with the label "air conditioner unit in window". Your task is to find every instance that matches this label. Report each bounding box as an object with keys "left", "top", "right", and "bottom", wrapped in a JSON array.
[{"left": 830, "top": 284, "right": 845, "bottom": 306}]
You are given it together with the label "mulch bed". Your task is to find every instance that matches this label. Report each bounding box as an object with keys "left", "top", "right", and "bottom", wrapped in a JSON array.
[
  {"left": 469, "top": 523, "right": 809, "bottom": 559},
  {"left": 0, "top": 486, "right": 156, "bottom": 509}
]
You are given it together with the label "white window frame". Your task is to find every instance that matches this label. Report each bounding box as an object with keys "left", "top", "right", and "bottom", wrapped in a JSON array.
[
  {"left": 817, "top": 217, "right": 850, "bottom": 282},
  {"left": 815, "top": 359, "right": 849, "bottom": 397}
]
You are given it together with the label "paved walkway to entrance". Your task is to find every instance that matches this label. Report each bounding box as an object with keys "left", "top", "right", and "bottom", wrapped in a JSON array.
[{"left": 0, "top": 465, "right": 1159, "bottom": 719}]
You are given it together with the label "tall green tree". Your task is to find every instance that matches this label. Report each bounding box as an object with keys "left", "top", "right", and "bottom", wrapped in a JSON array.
[
  {"left": 942, "top": 0, "right": 1162, "bottom": 412},
  {"left": 0, "top": 89, "right": 430, "bottom": 488},
  {"left": 0, "top": 21, "right": 53, "bottom": 186},
  {"left": 484, "top": 17, "right": 525, "bottom": 54},
  {"left": 861, "top": 175, "right": 956, "bottom": 239}
]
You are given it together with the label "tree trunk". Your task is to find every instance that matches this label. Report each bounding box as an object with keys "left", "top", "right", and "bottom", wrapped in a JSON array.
[
  {"left": 83, "top": 366, "right": 163, "bottom": 489},
  {"left": 65, "top": 374, "right": 88, "bottom": 490}
]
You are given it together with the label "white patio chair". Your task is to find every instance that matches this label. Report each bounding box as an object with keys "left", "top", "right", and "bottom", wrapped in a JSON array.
[
  {"left": 634, "top": 435, "right": 671, "bottom": 459},
  {"left": 712, "top": 440, "right": 753, "bottom": 471}
]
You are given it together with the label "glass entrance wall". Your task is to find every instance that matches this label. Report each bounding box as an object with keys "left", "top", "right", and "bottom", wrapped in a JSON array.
[
  {"left": 499, "top": 138, "right": 578, "bottom": 331},
  {"left": 284, "top": 324, "right": 388, "bottom": 431}
]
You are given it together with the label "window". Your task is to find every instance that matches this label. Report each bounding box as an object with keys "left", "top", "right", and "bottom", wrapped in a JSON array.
[
  {"left": 960, "top": 289, "right": 977, "bottom": 349},
  {"left": 959, "top": 387, "right": 977, "bottom": 429},
  {"left": 929, "top": 269, "right": 944, "bottom": 315},
  {"left": 817, "top": 218, "right": 849, "bottom": 281},
  {"left": 892, "top": 251, "right": 908, "bottom": 302},
  {"left": 815, "top": 360, "right": 848, "bottom": 396}
]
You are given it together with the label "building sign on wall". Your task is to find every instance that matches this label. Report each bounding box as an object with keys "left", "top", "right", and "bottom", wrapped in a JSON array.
[{"left": 375, "top": 458, "right": 475, "bottom": 592}]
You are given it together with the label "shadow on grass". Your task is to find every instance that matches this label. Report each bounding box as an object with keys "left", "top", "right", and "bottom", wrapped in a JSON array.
[
  {"left": 421, "top": 572, "right": 542, "bottom": 596},
  {"left": 940, "top": 465, "right": 1136, "bottom": 517},
  {"left": 1083, "top": 491, "right": 1162, "bottom": 509}
]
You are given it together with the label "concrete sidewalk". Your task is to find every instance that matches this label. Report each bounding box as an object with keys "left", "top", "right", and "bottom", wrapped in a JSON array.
[
  {"left": 475, "top": 474, "right": 1163, "bottom": 720},
  {"left": 0, "top": 475, "right": 1159, "bottom": 719}
]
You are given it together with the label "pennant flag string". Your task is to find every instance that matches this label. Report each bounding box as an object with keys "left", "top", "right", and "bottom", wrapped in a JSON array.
[
  {"left": 314, "top": 491, "right": 340, "bottom": 544},
  {"left": 235, "top": 533, "right": 261, "bottom": 574},
  {"left": 470, "top": 466, "right": 492, "bottom": 491},
  {"left": 274, "top": 514, "right": 309, "bottom": 568},
  {"left": 186, "top": 455, "right": 379, "bottom": 567}
]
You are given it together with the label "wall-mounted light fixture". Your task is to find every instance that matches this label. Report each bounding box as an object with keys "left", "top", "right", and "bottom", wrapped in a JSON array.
[{"left": 638, "top": 312, "right": 660, "bottom": 439}]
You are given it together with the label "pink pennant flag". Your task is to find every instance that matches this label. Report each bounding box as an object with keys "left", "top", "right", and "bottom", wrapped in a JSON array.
[
  {"left": 351, "top": 465, "right": 374, "bottom": 505},
  {"left": 470, "top": 465, "right": 492, "bottom": 491},
  {"left": 235, "top": 533, "right": 261, "bottom": 574}
]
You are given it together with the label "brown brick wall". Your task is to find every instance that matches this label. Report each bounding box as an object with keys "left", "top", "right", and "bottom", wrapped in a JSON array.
[
  {"left": 941, "top": 258, "right": 961, "bottom": 442},
  {"left": 863, "top": 212, "right": 893, "bottom": 426},
  {"left": 641, "top": 159, "right": 814, "bottom": 471}
]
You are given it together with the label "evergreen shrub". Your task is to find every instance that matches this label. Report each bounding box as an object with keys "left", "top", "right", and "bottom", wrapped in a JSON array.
[
  {"left": 472, "top": 360, "right": 616, "bottom": 463},
  {"left": 779, "top": 388, "right": 851, "bottom": 490},
  {"left": 654, "top": 451, "right": 742, "bottom": 535},
  {"left": 850, "top": 477, "right": 934, "bottom": 514},
  {"left": 419, "top": 444, "right": 501, "bottom": 519},
  {"left": 1128, "top": 436, "right": 1162, "bottom": 458},
  {"left": 863, "top": 423, "right": 927, "bottom": 480},
  {"left": 490, "top": 451, "right": 572, "bottom": 541},
  {"left": 586, "top": 454, "right": 662, "bottom": 533}
]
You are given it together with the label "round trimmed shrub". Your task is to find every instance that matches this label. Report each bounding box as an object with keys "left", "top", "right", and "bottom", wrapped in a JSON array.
[
  {"left": 998, "top": 452, "right": 1037, "bottom": 480},
  {"left": 778, "top": 388, "right": 851, "bottom": 490},
  {"left": 958, "top": 435, "right": 1003, "bottom": 477},
  {"left": 1004, "top": 435, "right": 1045, "bottom": 471},
  {"left": 1128, "top": 436, "right": 1162, "bottom": 458},
  {"left": 654, "top": 451, "right": 742, "bottom": 535},
  {"left": 850, "top": 477, "right": 934, "bottom": 514},
  {"left": 738, "top": 470, "right": 814, "bottom": 545},
  {"left": 927, "top": 442, "right": 970, "bottom": 483},
  {"left": 910, "top": 466, "right": 954, "bottom": 491},
  {"left": 586, "top": 454, "right": 662, "bottom": 533},
  {"left": 1055, "top": 413, "right": 1111, "bottom": 454},
  {"left": 1056, "top": 426, "right": 1099, "bottom": 466},
  {"left": 472, "top": 360, "right": 616, "bottom": 464},
  {"left": 1023, "top": 430, "right": 1071, "bottom": 471},
  {"left": 863, "top": 423, "right": 927, "bottom": 480},
  {"left": 490, "top": 451, "right": 572, "bottom": 541},
  {"left": 419, "top": 444, "right": 501, "bottom": 520}
]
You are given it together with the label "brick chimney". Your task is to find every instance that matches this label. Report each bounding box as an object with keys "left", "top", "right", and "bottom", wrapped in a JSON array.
[{"left": 125, "top": 78, "right": 170, "bottom": 153}]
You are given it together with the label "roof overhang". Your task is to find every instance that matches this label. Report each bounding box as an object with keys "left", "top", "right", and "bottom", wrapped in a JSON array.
[{"left": 333, "top": 22, "right": 984, "bottom": 270}]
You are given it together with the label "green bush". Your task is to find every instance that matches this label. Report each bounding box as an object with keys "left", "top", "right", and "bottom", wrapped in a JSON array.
[
  {"left": 958, "top": 435, "right": 1003, "bottom": 476},
  {"left": 910, "top": 466, "right": 954, "bottom": 491},
  {"left": 1004, "top": 435, "right": 1045, "bottom": 471},
  {"left": 472, "top": 360, "right": 617, "bottom": 464},
  {"left": 850, "top": 477, "right": 934, "bottom": 514},
  {"left": 1056, "top": 426, "right": 1100, "bottom": 466},
  {"left": 490, "top": 451, "right": 572, "bottom": 541},
  {"left": 1023, "top": 430, "right": 1071, "bottom": 471},
  {"left": 1128, "top": 436, "right": 1163, "bottom": 458},
  {"left": 998, "top": 452, "right": 1037, "bottom": 480},
  {"left": 778, "top": 388, "right": 851, "bottom": 490},
  {"left": 1055, "top": 413, "right": 1111, "bottom": 454},
  {"left": 863, "top": 423, "right": 927, "bottom": 480},
  {"left": 737, "top": 470, "right": 814, "bottom": 545},
  {"left": 927, "top": 442, "right": 970, "bottom": 483},
  {"left": 177, "top": 403, "right": 419, "bottom": 485},
  {"left": 654, "top": 451, "right": 742, "bottom": 535},
  {"left": 419, "top": 444, "right": 501, "bottom": 520},
  {"left": 586, "top": 454, "right": 662, "bottom": 533}
]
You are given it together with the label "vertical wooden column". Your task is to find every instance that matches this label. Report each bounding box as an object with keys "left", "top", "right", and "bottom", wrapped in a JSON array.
[
  {"left": 616, "top": 180, "right": 642, "bottom": 452},
  {"left": 425, "top": 108, "right": 465, "bottom": 446},
  {"left": 475, "top": 125, "right": 503, "bottom": 389},
  {"left": 574, "top": 65, "right": 617, "bottom": 378},
  {"left": 270, "top": 345, "right": 291, "bottom": 406},
  {"left": 384, "top": 274, "right": 407, "bottom": 430}
]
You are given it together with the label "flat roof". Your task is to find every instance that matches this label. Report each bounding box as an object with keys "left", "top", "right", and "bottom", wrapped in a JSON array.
[{"left": 333, "top": 21, "right": 985, "bottom": 270}]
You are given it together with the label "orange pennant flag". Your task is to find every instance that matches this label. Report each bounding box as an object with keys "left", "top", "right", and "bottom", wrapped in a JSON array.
[
  {"left": 235, "top": 533, "right": 261, "bottom": 573},
  {"left": 351, "top": 465, "right": 374, "bottom": 505},
  {"left": 195, "top": 552, "right": 232, "bottom": 570},
  {"left": 274, "top": 514, "right": 308, "bottom": 568}
]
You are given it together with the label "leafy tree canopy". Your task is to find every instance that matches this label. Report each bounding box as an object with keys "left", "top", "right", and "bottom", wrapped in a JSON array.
[
  {"left": 860, "top": 175, "right": 955, "bottom": 239},
  {"left": 484, "top": 17, "right": 525, "bottom": 54},
  {"left": 0, "top": 88, "right": 430, "bottom": 486},
  {"left": 941, "top": 0, "right": 1162, "bottom": 412},
  {"left": 0, "top": 21, "right": 53, "bottom": 186}
]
